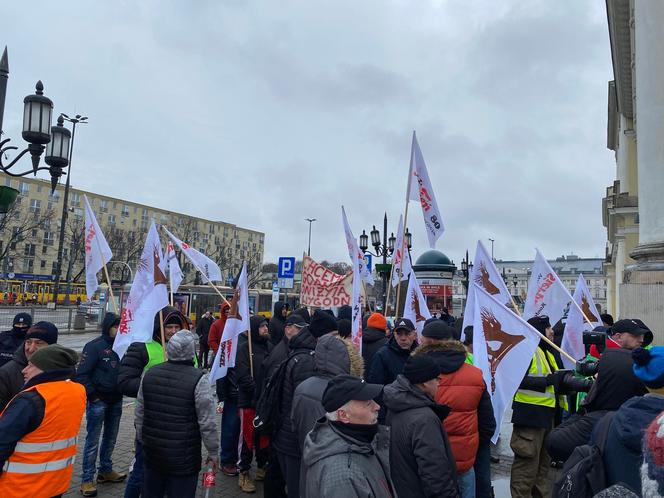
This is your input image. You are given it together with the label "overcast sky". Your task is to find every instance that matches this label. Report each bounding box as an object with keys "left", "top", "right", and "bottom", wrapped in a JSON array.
[{"left": 2, "top": 1, "right": 614, "bottom": 266}]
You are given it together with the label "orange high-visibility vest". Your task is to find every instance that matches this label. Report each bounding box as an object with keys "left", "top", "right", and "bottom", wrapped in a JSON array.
[{"left": 0, "top": 379, "right": 86, "bottom": 498}]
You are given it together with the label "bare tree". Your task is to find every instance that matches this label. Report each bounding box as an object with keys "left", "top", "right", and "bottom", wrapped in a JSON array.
[
  {"left": 103, "top": 225, "right": 142, "bottom": 284},
  {"left": 62, "top": 214, "right": 86, "bottom": 299},
  {"left": 320, "top": 261, "right": 351, "bottom": 275}
]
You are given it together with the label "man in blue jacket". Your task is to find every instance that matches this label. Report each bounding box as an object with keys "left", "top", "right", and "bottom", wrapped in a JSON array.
[{"left": 76, "top": 312, "right": 126, "bottom": 496}]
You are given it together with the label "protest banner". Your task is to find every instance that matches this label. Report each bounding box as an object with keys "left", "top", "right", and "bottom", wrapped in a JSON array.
[{"left": 300, "top": 255, "right": 353, "bottom": 307}]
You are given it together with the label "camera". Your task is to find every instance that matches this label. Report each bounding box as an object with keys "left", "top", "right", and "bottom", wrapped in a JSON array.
[
  {"left": 583, "top": 329, "right": 607, "bottom": 355},
  {"left": 575, "top": 358, "right": 600, "bottom": 377},
  {"left": 555, "top": 369, "right": 594, "bottom": 393}
]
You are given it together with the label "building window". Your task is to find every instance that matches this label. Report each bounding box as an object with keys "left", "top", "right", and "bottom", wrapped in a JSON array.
[
  {"left": 108, "top": 214, "right": 116, "bottom": 225},
  {"left": 29, "top": 199, "right": 41, "bottom": 214},
  {"left": 18, "top": 182, "right": 29, "bottom": 195},
  {"left": 141, "top": 220, "right": 148, "bottom": 230},
  {"left": 52, "top": 261, "right": 58, "bottom": 273},
  {"left": 43, "top": 232, "right": 54, "bottom": 246},
  {"left": 100, "top": 199, "right": 108, "bottom": 212},
  {"left": 113, "top": 202, "right": 117, "bottom": 209},
  {"left": 37, "top": 185, "right": 42, "bottom": 193},
  {"left": 4, "top": 178, "right": 11, "bottom": 187},
  {"left": 70, "top": 192, "right": 81, "bottom": 206},
  {"left": 24, "top": 244, "right": 36, "bottom": 256},
  {"left": 22, "top": 258, "right": 34, "bottom": 273},
  {"left": 122, "top": 205, "right": 129, "bottom": 217},
  {"left": 132, "top": 219, "right": 137, "bottom": 227}
]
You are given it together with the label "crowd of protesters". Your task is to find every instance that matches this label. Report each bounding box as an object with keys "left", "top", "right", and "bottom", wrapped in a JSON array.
[{"left": 0, "top": 303, "right": 664, "bottom": 498}]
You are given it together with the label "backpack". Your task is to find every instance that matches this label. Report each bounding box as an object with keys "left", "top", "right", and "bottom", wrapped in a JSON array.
[
  {"left": 253, "top": 349, "right": 313, "bottom": 435},
  {"left": 553, "top": 412, "right": 615, "bottom": 498}
]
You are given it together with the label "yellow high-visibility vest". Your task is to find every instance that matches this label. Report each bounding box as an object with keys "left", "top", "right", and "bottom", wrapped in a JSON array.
[{"left": 514, "top": 347, "right": 568, "bottom": 410}]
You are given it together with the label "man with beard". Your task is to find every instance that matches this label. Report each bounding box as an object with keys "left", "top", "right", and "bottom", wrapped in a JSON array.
[{"left": 0, "top": 312, "right": 32, "bottom": 368}]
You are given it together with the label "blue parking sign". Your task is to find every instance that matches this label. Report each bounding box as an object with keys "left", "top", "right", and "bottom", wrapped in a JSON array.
[{"left": 278, "top": 257, "right": 296, "bottom": 278}]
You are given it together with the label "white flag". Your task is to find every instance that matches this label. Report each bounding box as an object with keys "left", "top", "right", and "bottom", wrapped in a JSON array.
[
  {"left": 209, "top": 262, "right": 249, "bottom": 383},
  {"left": 165, "top": 242, "right": 183, "bottom": 294},
  {"left": 523, "top": 249, "right": 572, "bottom": 327},
  {"left": 341, "top": 206, "right": 374, "bottom": 285},
  {"left": 560, "top": 274, "right": 601, "bottom": 369},
  {"left": 162, "top": 226, "right": 222, "bottom": 283},
  {"left": 407, "top": 131, "right": 444, "bottom": 248},
  {"left": 462, "top": 240, "right": 514, "bottom": 336},
  {"left": 403, "top": 270, "right": 432, "bottom": 339},
  {"left": 472, "top": 284, "right": 541, "bottom": 443},
  {"left": 114, "top": 222, "right": 169, "bottom": 358},
  {"left": 390, "top": 215, "right": 412, "bottom": 287},
  {"left": 350, "top": 264, "right": 363, "bottom": 353},
  {"left": 83, "top": 195, "right": 113, "bottom": 301}
]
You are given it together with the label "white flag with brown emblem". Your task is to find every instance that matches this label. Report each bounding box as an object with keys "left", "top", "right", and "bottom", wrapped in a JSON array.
[
  {"left": 560, "top": 274, "right": 601, "bottom": 368},
  {"left": 403, "top": 270, "right": 432, "bottom": 339},
  {"left": 523, "top": 249, "right": 572, "bottom": 326},
  {"left": 165, "top": 241, "right": 184, "bottom": 294},
  {"left": 407, "top": 131, "right": 444, "bottom": 248},
  {"left": 114, "top": 222, "right": 169, "bottom": 358},
  {"left": 162, "top": 226, "right": 222, "bottom": 283},
  {"left": 83, "top": 195, "right": 113, "bottom": 301},
  {"left": 350, "top": 263, "right": 363, "bottom": 353},
  {"left": 210, "top": 262, "right": 249, "bottom": 383},
  {"left": 342, "top": 206, "right": 374, "bottom": 285},
  {"left": 472, "top": 283, "right": 541, "bottom": 443},
  {"left": 391, "top": 214, "right": 412, "bottom": 287}
]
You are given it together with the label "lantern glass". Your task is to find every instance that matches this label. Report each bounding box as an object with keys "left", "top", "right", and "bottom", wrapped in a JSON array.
[
  {"left": 45, "top": 124, "right": 71, "bottom": 168},
  {"left": 359, "top": 231, "right": 369, "bottom": 253},
  {"left": 388, "top": 233, "right": 396, "bottom": 253},
  {"left": 405, "top": 229, "right": 412, "bottom": 249},
  {"left": 370, "top": 226, "right": 380, "bottom": 247},
  {"left": 22, "top": 82, "right": 53, "bottom": 145}
]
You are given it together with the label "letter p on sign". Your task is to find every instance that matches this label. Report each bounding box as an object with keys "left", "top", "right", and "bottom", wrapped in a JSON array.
[{"left": 278, "top": 257, "right": 296, "bottom": 279}]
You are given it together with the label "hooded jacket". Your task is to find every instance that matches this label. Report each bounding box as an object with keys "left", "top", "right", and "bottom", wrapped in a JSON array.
[
  {"left": 414, "top": 341, "right": 495, "bottom": 472},
  {"left": 273, "top": 325, "right": 316, "bottom": 458},
  {"left": 269, "top": 301, "right": 288, "bottom": 346},
  {"left": 367, "top": 336, "right": 417, "bottom": 386},
  {"left": 117, "top": 306, "right": 188, "bottom": 398},
  {"left": 135, "top": 331, "right": 218, "bottom": 475},
  {"left": 362, "top": 327, "right": 388, "bottom": 377},
  {"left": 75, "top": 312, "right": 122, "bottom": 403},
  {"left": 383, "top": 375, "right": 459, "bottom": 498},
  {"left": 207, "top": 302, "right": 230, "bottom": 353},
  {"left": 0, "top": 313, "right": 31, "bottom": 368},
  {"left": 236, "top": 315, "right": 273, "bottom": 408},
  {"left": 0, "top": 344, "right": 29, "bottom": 412},
  {"left": 291, "top": 335, "right": 364, "bottom": 452},
  {"left": 302, "top": 419, "right": 394, "bottom": 498},
  {"left": 595, "top": 394, "right": 664, "bottom": 494}
]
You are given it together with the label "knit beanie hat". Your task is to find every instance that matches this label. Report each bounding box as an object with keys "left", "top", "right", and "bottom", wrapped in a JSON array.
[
  {"left": 13, "top": 312, "right": 32, "bottom": 328},
  {"left": 641, "top": 411, "right": 664, "bottom": 497},
  {"left": 26, "top": 321, "right": 58, "bottom": 345},
  {"left": 632, "top": 347, "right": 664, "bottom": 389},
  {"left": 30, "top": 344, "right": 78, "bottom": 372},
  {"left": 367, "top": 313, "right": 387, "bottom": 331},
  {"left": 403, "top": 354, "right": 440, "bottom": 385},
  {"left": 309, "top": 309, "right": 338, "bottom": 338},
  {"left": 422, "top": 320, "right": 455, "bottom": 341}
]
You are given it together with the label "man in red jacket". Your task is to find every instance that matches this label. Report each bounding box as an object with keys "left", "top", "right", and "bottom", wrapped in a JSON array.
[{"left": 208, "top": 302, "right": 231, "bottom": 355}]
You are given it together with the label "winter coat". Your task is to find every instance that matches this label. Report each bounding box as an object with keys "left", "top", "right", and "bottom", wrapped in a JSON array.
[
  {"left": 273, "top": 326, "right": 316, "bottom": 458},
  {"left": 581, "top": 348, "right": 647, "bottom": 413},
  {"left": 383, "top": 375, "right": 459, "bottom": 498},
  {"left": 0, "top": 326, "right": 27, "bottom": 368},
  {"left": 0, "top": 345, "right": 28, "bottom": 411},
  {"left": 362, "top": 327, "right": 388, "bottom": 377},
  {"left": 236, "top": 316, "right": 273, "bottom": 408},
  {"left": 196, "top": 315, "right": 214, "bottom": 346},
  {"left": 207, "top": 302, "right": 230, "bottom": 353},
  {"left": 367, "top": 336, "right": 416, "bottom": 386},
  {"left": 593, "top": 394, "right": 664, "bottom": 495},
  {"left": 302, "top": 419, "right": 394, "bottom": 498},
  {"left": 269, "top": 301, "right": 288, "bottom": 346},
  {"left": 117, "top": 307, "right": 188, "bottom": 398},
  {"left": 414, "top": 341, "right": 495, "bottom": 472},
  {"left": 291, "top": 334, "right": 364, "bottom": 452},
  {"left": 135, "top": 331, "right": 218, "bottom": 476},
  {"left": 545, "top": 409, "right": 610, "bottom": 463}
]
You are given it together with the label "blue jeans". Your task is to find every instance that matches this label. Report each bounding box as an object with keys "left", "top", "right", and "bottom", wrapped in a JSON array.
[
  {"left": 81, "top": 399, "right": 122, "bottom": 483},
  {"left": 458, "top": 467, "right": 476, "bottom": 498},
  {"left": 474, "top": 442, "right": 492, "bottom": 498},
  {"left": 124, "top": 438, "right": 144, "bottom": 498},
  {"left": 220, "top": 399, "right": 240, "bottom": 464}
]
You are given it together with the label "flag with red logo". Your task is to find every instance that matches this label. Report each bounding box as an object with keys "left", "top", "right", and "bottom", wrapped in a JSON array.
[
  {"left": 403, "top": 270, "right": 431, "bottom": 339},
  {"left": 165, "top": 242, "right": 183, "bottom": 294},
  {"left": 350, "top": 264, "right": 363, "bottom": 352},
  {"left": 560, "top": 274, "right": 601, "bottom": 368},
  {"left": 113, "top": 222, "right": 169, "bottom": 358},
  {"left": 407, "top": 131, "right": 444, "bottom": 248},
  {"left": 523, "top": 249, "right": 572, "bottom": 327},
  {"left": 83, "top": 195, "right": 113, "bottom": 300},
  {"left": 342, "top": 206, "right": 374, "bottom": 285},
  {"left": 210, "top": 262, "right": 249, "bottom": 383},
  {"left": 162, "top": 226, "right": 222, "bottom": 283},
  {"left": 391, "top": 214, "right": 412, "bottom": 287}
]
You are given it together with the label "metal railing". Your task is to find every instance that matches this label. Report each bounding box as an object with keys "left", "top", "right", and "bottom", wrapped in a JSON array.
[{"left": 0, "top": 306, "right": 103, "bottom": 332}]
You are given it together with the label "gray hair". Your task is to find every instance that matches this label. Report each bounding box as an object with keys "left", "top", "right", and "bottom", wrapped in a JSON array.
[{"left": 325, "top": 401, "right": 352, "bottom": 421}]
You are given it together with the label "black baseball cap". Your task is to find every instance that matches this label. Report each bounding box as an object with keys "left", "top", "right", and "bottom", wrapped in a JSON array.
[
  {"left": 394, "top": 317, "right": 415, "bottom": 332},
  {"left": 611, "top": 319, "right": 653, "bottom": 346},
  {"left": 322, "top": 374, "right": 383, "bottom": 412},
  {"left": 285, "top": 314, "right": 307, "bottom": 327}
]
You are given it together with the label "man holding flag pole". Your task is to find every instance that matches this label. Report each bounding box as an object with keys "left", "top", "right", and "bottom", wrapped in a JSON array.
[{"left": 84, "top": 195, "right": 117, "bottom": 312}]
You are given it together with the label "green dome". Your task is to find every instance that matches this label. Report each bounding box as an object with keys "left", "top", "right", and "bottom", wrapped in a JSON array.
[{"left": 415, "top": 249, "right": 454, "bottom": 267}]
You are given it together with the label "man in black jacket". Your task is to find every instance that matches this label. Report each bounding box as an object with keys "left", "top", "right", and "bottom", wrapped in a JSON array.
[
  {"left": 269, "top": 301, "right": 289, "bottom": 346},
  {"left": 196, "top": 309, "right": 214, "bottom": 368},
  {"left": 235, "top": 315, "right": 272, "bottom": 493},
  {"left": 362, "top": 312, "right": 388, "bottom": 377},
  {"left": 0, "top": 312, "right": 31, "bottom": 367},
  {"left": 77, "top": 312, "right": 126, "bottom": 496},
  {"left": 384, "top": 355, "right": 459, "bottom": 498}
]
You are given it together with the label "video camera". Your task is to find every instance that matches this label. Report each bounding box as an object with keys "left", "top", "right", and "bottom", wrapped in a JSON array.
[
  {"left": 553, "top": 369, "right": 594, "bottom": 393},
  {"left": 583, "top": 328, "right": 607, "bottom": 355}
]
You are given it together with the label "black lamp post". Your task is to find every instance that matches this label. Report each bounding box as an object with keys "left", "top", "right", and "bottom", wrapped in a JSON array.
[
  {"left": 461, "top": 250, "right": 473, "bottom": 295},
  {"left": 512, "top": 275, "right": 518, "bottom": 296}
]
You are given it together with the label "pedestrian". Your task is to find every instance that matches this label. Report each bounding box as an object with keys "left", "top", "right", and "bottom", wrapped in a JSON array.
[
  {"left": 0, "top": 312, "right": 32, "bottom": 368},
  {"left": 76, "top": 312, "right": 126, "bottom": 497},
  {"left": 363, "top": 312, "right": 388, "bottom": 377},
  {"left": 235, "top": 315, "right": 273, "bottom": 493},
  {"left": 269, "top": 301, "right": 289, "bottom": 346},
  {"left": 383, "top": 355, "right": 460, "bottom": 498},
  {"left": 196, "top": 309, "right": 214, "bottom": 368},
  {"left": 117, "top": 306, "right": 189, "bottom": 498},
  {"left": 0, "top": 321, "right": 57, "bottom": 411},
  {"left": 301, "top": 374, "right": 393, "bottom": 498},
  {"left": 0, "top": 344, "right": 85, "bottom": 498},
  {"left": 135, "top": 330, "right": 218, "bottom": 497},
  {"left": 292, "top": 334, "right": 364, "bottom": 453},
  {"left": 207, "top": 301, "right": 231, "bottom": 358},
  {"left": 308, "top": 308, "right": 338, "bottom": 338},
  {"left": 414, "top": 320, "right": 495, "bottom": 498},
  {"left": 337, "top": 319, "right": 352, "bottom": 339},
  {"left": 441, "top": 307, "right": 455, "bottom": 326},
  {"left": 510, "top": 315, "right": 569, "bottom": 498}
]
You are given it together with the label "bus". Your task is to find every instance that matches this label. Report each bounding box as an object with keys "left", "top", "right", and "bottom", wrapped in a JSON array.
[{"left": 0, "top": 279, "right": 87, "bottom": 305}]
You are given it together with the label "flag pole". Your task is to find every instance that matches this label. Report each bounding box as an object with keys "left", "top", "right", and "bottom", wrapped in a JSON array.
[
  {"left": 159, "top": 309, "right": 168, "bottom": 360},
  {"left": 247, "top": 331, "right": 254, "bottom": 378},
  {"left": 94, "top": 234, "right": 118, "bottom": 313},
  {"left": 394, "top": 202, "right": 410, "bottom": 317}
]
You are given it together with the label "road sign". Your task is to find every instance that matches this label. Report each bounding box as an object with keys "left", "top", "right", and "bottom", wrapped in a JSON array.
[
  {"left": 278, "top": 277, "right": 294, "bottom": 289},
  {"left": 363, "top": 254, "right": 373, "bottom": 273},
  {"left": 278, "top": 257, "right": 296, "bottom": 278},
  {"left": 272, "top": 282, "right": 280, "bottom": 306}
]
